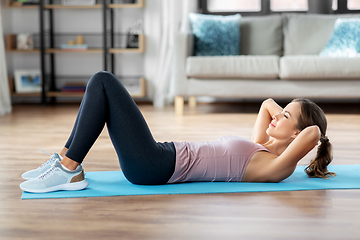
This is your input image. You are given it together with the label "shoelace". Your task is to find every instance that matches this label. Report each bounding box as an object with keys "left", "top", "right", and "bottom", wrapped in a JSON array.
[
  {"left": 39, "top": 149, "right": 85, "bottom": 169},
  {"left": 39, "top": 150, "right": 59, "bottom": 170},
  {"left": 40, "top": 149, "right": 52, "bottom": 156},
  {"left": 38, "top": 164, "right": 57, "bottom": 180}
]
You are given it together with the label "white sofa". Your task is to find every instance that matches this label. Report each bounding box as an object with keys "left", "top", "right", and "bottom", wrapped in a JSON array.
[{"left": 171, "top": 14, "right": 360, "bottom": 115}]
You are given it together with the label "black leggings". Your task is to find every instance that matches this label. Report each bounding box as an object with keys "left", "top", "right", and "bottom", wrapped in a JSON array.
[{"left": 64, "top": 71, "right": 176, "bottom": 185}]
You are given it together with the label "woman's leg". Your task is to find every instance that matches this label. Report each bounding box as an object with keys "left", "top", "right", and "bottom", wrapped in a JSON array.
[{"left": 63, "top": 71, "right": 175, "bottom": 185}]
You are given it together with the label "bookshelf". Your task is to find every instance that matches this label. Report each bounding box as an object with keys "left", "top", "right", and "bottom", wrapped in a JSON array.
[{"left": 5, "top": 0, "right": 146, "bottom": 103}]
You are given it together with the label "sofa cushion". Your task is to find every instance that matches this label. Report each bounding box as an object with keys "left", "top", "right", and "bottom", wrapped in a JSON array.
[
  {"left": 280, "top": 55, "right": 360, "bottom": 79},
  {"left": 186, "top": 55, "right": 279, "bottom": 79},
  {"left": 283, "top": 14, "right": 338, "bottom": 55},
  {"left": 188, "top": 13, "right": 241, "bottom": 56},
  {"left": 187, "top": 79, "right": 360, "bottom": 99},
  {"left": 240, "top": 15, "right": 283, "bottom": 56},
  {"left": 283, "top": 14, "right": 360, "bottom": 55},
  {"left": 320, "top": 18, "right": 360, "bottom": 57}
]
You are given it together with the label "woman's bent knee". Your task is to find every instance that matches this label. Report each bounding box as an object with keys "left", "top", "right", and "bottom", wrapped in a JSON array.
[
  {"left": 92, "top": 71, "right": 114, "bottom": 80},
  {"left": 87, "top": 71, "right": 117, "bottom": 90}
]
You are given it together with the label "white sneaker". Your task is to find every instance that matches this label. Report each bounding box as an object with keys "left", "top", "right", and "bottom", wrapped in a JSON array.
[
  {"left": 22, "top": 152, "right": 63, "bottom": 180},
  {"left": 20, "top": 160, "right": 88, "bottom": 193}
]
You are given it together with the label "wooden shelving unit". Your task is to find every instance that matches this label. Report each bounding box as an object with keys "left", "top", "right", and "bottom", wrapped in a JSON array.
[
  {"left": 8, "top": 76, "right": 146, "bottom": 98},
  {"left": 6, "top": 0, "right": 38, "bottom": 8},
  {"left": 6, "top": 34, "right": 39, "bottom": 53},
  {"left": 7, "top": 33, "right": 145, "bottom": 54},
  {"left": 125, "top": 77, "right": 146, "bottom": 98},
  {"left": 46, "top": 48, "right": 104, "bottom": 54},
  {"left": 6, "top": 0, "right": 144, "bottom": 9},
  {"left": 109, "top": 34, "right": 145, "bottom": 53},
  {"left": 46, "top": 91, "right": 87, "bottom": 98},
  {"left": 44, "top": 4, "right": 102, "bottom": 9},
  {"left": 109, "top": 0, "right": 144, "bottom": 8},
  {"left": 7, "top": 34, "right": 103, "bottom": 54},
  {"left": 8, "top": 77, "right": 41, "bottom": 97},
  {"left": 6, "top": 0, "right": 146, "bottom": 102}
]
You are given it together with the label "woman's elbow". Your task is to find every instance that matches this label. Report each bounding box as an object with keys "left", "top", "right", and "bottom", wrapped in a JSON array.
[
  {"left": 263, "top": 98, "right": 274, "bottom": 105},
  {"left": 305, "top": 125, "right": 321, "bottom": 145}
]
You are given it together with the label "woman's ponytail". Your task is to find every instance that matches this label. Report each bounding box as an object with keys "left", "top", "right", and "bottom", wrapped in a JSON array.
[
  {"left": 305, "top": 135, "right": 336, "bottom": 179},
  {"left": 292, "top": 98, "right": 336, "bottom": 179}
]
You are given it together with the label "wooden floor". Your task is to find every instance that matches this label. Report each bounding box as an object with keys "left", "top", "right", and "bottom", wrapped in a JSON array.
[{"left": 1, "top": 101, "right": 360, "bottom": 240}]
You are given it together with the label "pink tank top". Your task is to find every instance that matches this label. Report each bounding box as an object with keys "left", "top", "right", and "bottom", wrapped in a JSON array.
[{"left": 167, "top": 135, "right": 271, "bottom": 183}]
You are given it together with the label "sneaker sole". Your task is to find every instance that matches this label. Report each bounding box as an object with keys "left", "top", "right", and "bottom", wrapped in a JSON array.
[{"left": 21, "top": 179, "right": 89, "bottom": 193}]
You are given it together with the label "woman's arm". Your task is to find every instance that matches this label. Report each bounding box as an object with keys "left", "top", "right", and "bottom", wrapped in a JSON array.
[
  {"left": 268, "top": 125, "right": 321, "bottom": 182},
  {"left": 251, "top": 98, "right": 283, "bottom": 144},
  {"left": 277, "top": 125, "right": 320, "bottom": 166}
]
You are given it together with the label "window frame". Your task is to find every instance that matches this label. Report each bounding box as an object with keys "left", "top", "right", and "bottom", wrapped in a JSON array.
[
  {"left": 200, "top": 0, "right": 270, "bottom": 16},
  {"left": 199, "top": 0, "right": 360, "bottom": 16},
  {"left": 340, "top": 0, "right": 360, "bottom": 13},
  {"left": 270, "top": 0, "right": 309, "bottom": 13}
]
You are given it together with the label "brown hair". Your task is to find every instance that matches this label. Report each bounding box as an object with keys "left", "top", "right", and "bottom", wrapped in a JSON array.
[{"left": 292, "top": 98, "right": 335, "bottom": 179}]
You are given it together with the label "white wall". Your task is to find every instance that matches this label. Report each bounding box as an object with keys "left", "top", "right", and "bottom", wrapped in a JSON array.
[{"left": 143, "top": 0, "right": 161, "bottom": 99}]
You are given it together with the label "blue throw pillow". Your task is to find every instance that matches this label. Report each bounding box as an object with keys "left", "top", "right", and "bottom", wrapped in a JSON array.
[
  {"left": 188, "top": 13, "right": 241, "bottom": 56},
  {"left": 320, "top": 18, "right": 360, "bottom": 57}
]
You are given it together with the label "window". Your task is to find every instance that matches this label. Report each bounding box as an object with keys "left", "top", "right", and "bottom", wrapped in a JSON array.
[
  {"left": 332, "top": 0, "right": 338, "bottom": 10},
  {"left": 348, "top": 0, "right": 360, "bottom": 9},
  {"left": 203, "top": 0, "right": 358, "bottom": 14},
  {"left": 270, "top": 0, "right": 308, "bottom": 11},
  {"left": 270, "top": 0, "right": 338, "bottom": 12},
  {"left": 207, "top": 0, "right": 261, "bottom": 12}
]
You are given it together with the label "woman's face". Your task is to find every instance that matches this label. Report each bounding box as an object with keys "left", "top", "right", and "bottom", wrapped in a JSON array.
[{"left": 266, "top": 102, "right": 301, "bottom": 141}]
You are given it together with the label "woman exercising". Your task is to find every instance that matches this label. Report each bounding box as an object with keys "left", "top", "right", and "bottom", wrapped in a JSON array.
[{"left": 20, "top": 71, "right": 335, "bottom": 193}]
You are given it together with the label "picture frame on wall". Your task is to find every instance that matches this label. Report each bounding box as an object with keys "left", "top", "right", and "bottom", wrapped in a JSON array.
[
  {"left": 14, "top": 70, "right": 41, "bottom": 93},
  {"left": 61, "top": 0, "right": 96, "bottom": 5}
]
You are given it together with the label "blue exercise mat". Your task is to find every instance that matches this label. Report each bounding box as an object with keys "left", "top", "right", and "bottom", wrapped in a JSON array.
[{"left": 21, "top": 165, "right": 360, "bottom": 199}]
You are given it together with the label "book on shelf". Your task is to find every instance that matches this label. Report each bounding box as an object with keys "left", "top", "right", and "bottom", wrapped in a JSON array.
[
  {"left": 60, "top": 44, "right": 88, "bottom": 51},
  {"left": 12, "top": 0, "right": 39, "bottom": 6},
  {"left": 61, "top": 82, "right": 86, "bottom": 92},
  {"left": 61, "top": 0, "right": 96, "bottom": 6}
]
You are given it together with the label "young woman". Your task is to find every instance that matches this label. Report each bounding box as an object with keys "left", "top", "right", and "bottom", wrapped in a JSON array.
[{"left": 20, "top": 71, "right": 335, "bottom": 193}]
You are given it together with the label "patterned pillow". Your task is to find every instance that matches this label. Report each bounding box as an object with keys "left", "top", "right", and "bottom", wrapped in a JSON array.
[
  {"left": 188, "top": 13, "right": 241, "bottom": 56},
  {"left": 320, "top": 18, "right": 360, "bottom": 57}
]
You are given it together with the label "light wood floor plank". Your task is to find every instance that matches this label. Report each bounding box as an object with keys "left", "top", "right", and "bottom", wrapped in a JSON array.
[{"left": 0, "top": 102, "right": 360, "bottom": 240}]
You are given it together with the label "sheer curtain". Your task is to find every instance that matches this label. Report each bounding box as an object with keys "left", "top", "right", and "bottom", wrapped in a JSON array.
[
  {"left": 0, "top": 4, "right": 11, "bottom": 116},
  {"left": 152, "top": 0, "right": 197, "bottom": 107}
]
